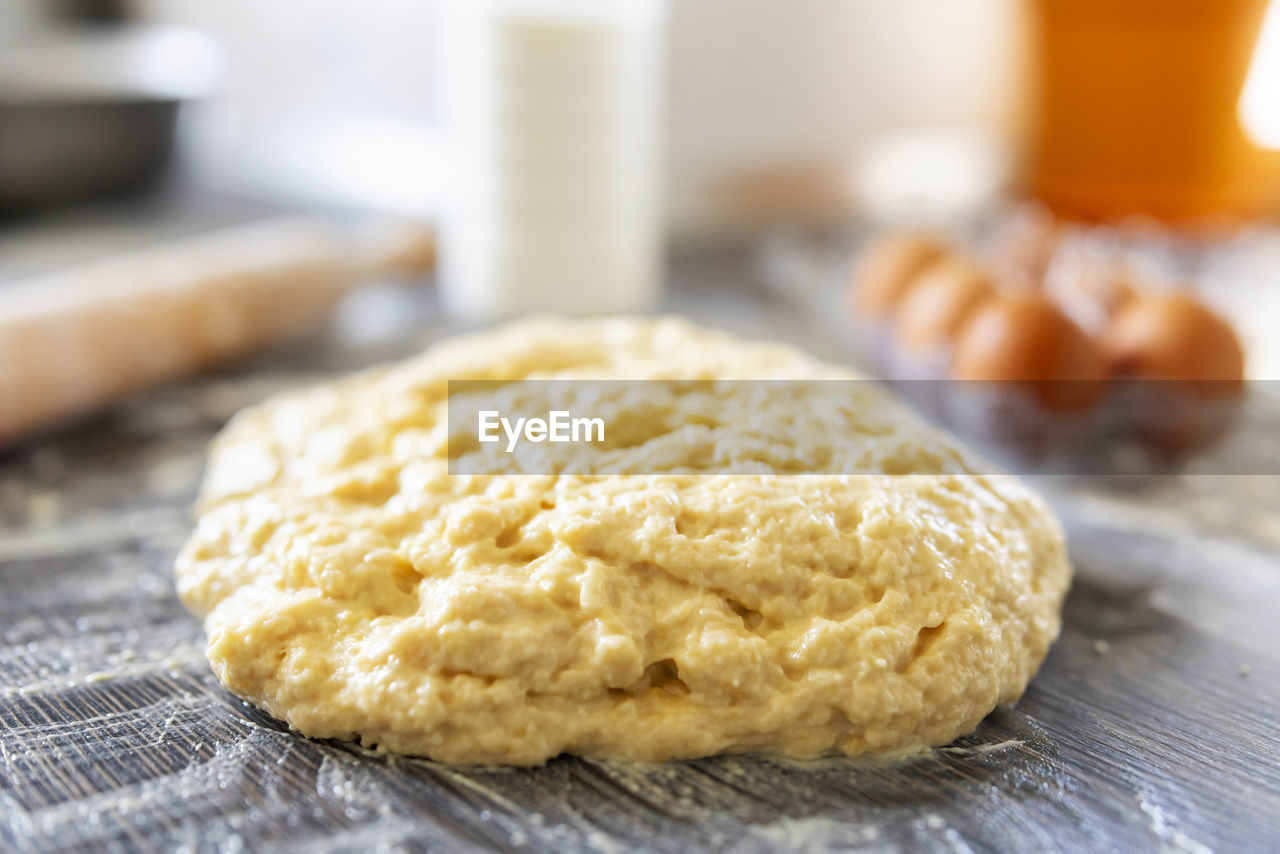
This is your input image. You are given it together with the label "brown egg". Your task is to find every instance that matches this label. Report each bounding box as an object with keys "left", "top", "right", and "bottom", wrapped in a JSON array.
[
  {"left": 893, "top": 257, "right": 996, "bottom": 356},
  {"left": 951, "top": 292, "right": 1107, "bottom": 411},
  {"left": 851, "top": 233, "right": 949, "bottom": 320},
  {"left": 1101, "top": 291, "right": 1244, "bottom": 391},
  {"left": 1101, "top": 291, "right": 1245, "bottom": 459}
]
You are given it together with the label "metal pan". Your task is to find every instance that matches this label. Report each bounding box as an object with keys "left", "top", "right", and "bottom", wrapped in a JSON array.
[{"left": 0, "top": 24, "right": 219, "bottom": 215}]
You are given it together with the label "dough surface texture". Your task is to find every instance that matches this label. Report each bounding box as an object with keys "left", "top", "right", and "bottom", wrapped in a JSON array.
[{"left": 176, "top": 317, "right": 1071, "bottom": 764}]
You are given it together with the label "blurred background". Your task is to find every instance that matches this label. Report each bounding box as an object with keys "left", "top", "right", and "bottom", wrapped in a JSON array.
[
  {"left": 2, "top": 0, "right": 1280, "bottom": 458},
  {"left": 2, "top": 0, "right": 1026, "bottom": 228}
]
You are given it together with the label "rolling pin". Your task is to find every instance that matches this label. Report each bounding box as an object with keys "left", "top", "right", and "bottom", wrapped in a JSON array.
[{"left": 0, "top": 217, "right": 436, "bottom": 448}]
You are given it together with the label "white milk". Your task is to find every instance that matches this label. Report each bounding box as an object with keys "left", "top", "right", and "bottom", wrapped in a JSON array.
[{"left": 440, "top": 0, "right": 667, "bottom": 321}]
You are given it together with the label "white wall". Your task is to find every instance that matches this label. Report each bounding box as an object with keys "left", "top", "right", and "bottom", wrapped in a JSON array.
[{"left": 137, "top": 0, "right": 1024, "bottom": 229}]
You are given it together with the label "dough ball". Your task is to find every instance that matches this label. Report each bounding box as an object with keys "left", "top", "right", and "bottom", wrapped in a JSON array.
[{"left": 176, "top": 317, "right": 1071, "bottom": 764}]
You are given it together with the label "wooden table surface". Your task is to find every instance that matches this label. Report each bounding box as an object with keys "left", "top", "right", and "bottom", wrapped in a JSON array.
[{"left": 1, "top": 217, "right": 1278, "bottom": 853}]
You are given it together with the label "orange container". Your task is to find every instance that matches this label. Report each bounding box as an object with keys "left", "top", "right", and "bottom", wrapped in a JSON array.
[{"left": 1028, "top": 0, "right": 1280, "bottom": 224}]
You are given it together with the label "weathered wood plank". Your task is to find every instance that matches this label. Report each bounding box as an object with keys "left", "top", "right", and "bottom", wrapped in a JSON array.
[{"left": 1, "top": 301, "right": 1277, "bottom": 853}]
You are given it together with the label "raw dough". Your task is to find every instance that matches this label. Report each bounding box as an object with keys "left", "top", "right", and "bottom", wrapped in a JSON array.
[{"left": 176, "top": 317, "right": 1071, "bottom": 764}]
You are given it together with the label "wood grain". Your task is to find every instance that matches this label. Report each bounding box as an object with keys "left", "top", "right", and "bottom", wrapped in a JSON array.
[{"left": 1, "top": 296, "right": 1278, "bottom": 854}]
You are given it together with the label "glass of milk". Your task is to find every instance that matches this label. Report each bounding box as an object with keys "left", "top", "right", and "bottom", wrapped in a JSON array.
[{"left": 440, "top": 0, "right": 668, "bottom": 322}]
